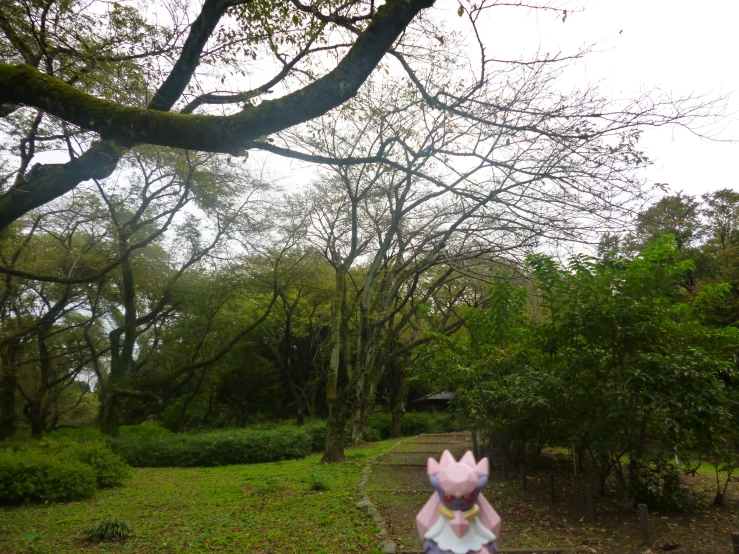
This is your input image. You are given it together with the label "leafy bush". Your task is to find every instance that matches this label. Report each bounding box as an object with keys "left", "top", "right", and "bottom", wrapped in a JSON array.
[
  {"left": 47, "top": 427, "right": 102, "bottom": 441},
  {"left": 120, "top": 424, "right": 171, "bottom": 437},
  {"left": 401, "top": 411, "right": 438, "bottom": 436},
  {"left": 632, "top": 459, "right": 699, "bottom": 511},
  {"left": 86, "top": 518, "right": 132, "bottom": 542},
  {"left": 0, "top": 439, "right": 129, "bottom": 503},
  {"left": 48, "top": 424, "right": 170, "bottom": 443},
  {"left": 365, "top": 413, "right": 392, "bottom": 440},
  {"left": 63, "top": 441, "right": 130, "bottom": 487},
  {"left": 362, "top": 411, "right": 461, "bottom": 441},
  {"left": 362, "top": 427, "right": 382, "bottom": 442},
  {"left": 108, "top": 425, "right": 312, "bottom": 467},
  {"left": 308, "top": 471, "right": 330, "bottom": 492},
  {"left": 302, "top": 420, "right": 326, "bottom": 452},
  {"left": 0, "top": 448, "right": 97, "bottom": 503}
]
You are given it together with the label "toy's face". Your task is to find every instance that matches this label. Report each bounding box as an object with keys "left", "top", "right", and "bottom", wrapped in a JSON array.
[{"left": 429, "top": 473, "right": 487, "bottom": 512}]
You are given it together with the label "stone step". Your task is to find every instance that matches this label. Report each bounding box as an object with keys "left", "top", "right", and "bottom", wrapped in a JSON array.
[
  {"left": 399, "top": 546, "right": 588, "bottom": 554},
  {"left": 411, "top": 441, "right": 468, "bottom": 445},
  {"left": 419, "top": 434, "right": 467, "bottom": 438},
  {"left": 367, "top": 488, "right": 426, "bottom": 494}
]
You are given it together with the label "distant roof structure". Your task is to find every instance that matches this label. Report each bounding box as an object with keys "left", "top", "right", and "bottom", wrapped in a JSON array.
[{"left": 417, "top": 391, "right": 454, "bottom": 402}]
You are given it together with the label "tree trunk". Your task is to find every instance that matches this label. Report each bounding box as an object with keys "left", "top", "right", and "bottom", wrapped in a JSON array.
[
  {"left": 350, "top": 397, "right": 364, "bottom": 443},
  {"left": 321, "top": 395, "right": 347, "bottom": 463},
  {"left": 390, "top": 406, "right": 403, "bottom": 438},
  {"left": 99, "top": 388, "right": 120, "bottom": 437},
  {"left": 101, "top": 251, "right": 136, "bottom": 437},
  {"left": 24, "top": 400, "right": 47, "bottom": 439},
  {"left": 0, "top": 342, "right": 19, "bottom": 440},
  {"left": 322, "top": 259, "right": 356, "bottom": 461},
  {"left": 389, "top": 356, "right": 407, "bottom": 439}
]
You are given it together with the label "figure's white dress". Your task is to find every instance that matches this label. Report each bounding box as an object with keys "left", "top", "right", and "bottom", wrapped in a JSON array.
[{"left": 424, "top": 514, "right": 496, "bottom": 554}]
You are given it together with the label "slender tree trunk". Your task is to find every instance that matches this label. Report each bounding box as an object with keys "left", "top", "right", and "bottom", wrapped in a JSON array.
[
  {"left": 24, "top": 400, "right": 47, "bottom": 439},
  {"left": 23, "top": 325, "right": 54, "bottom": 438},
  {"left": 102, "top": 251, "right": 137, "bottom": 437},
  {"left": 389, "top": 356, "right": 407, "bottom": 438},
  {"left": 390, "top": 407, "right": 403, "bottom": 439},
  {"left": 350, "top": 382, "right": 364, "bottom": 443},
  {"left": 322, "top": 394, "right": 348, "bottom": 463},
  {"left": 178, "top": 392, "right": 195, "bottom": 432},
  {"left": 199, "top": 387, "right": 215, "bottom": 428},
  {"left": 99, "top": 385, "right": 120, "bottom": 437},
  {"left": 323, "top": 266, "right": 347, "bottom": 461},
  {"left": 0, "top": 341, "right": 19, "bottom": 440}
]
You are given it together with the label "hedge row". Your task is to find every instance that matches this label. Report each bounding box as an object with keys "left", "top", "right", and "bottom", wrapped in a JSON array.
[
  {"left": 107, "top": 426, "right": 315, "bottom": 468},
  {"left": 0, "top": 441, "right": 130, "bottom": 504},
  {"left": 59, "top": 412, "right": 460, "bottom": 468},
  {"left": 363, "top": 411, "right": 462, "bottom": 442}
]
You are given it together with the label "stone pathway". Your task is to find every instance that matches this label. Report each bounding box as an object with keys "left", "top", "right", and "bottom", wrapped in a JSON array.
[
  {"left": 365, "top": 433, "right": 470, "bottom": 554},
  {"left": 363, "top": 433, "right": 584, "bottom": 554}
]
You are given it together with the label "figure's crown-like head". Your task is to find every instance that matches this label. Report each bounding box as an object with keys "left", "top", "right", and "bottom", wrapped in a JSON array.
[{"left": 427, "top": 450, "right": 489, "bottom": 497}]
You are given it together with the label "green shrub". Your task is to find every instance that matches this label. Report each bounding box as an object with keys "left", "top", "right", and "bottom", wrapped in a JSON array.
[
  {"left": 308, "top": 471, "right": 330, "bottom": 492},
  {"left": 362, "top": 427, "right": 382, "bottom": 442},
  {"left": 119, "top": 424, "right": 171, "bottom": 437},
  {"left": 0, "top": 449, "right": 97, "bottom": 503},
  {"left": 86, "top": 518, "right": 132, "bottom": 542},
  {"left": 365, "top": 413, "right": 392, "bottom": 441},
  {"left": 632, "top": 459, "right": 699, "bottom": 511},
  {"left": 62, "top": 441, "right": 130, "bottom": 487},
  {"left": 0, "top": 439, "right": 129, "bottom": 503},
  {"left": 401, "top": 411, "right": 438, "bottom": 436},
  {"left": 47, "top": 427, "right": 102, "bottom": 441},
  {"left": 302, "top": 420, "right": 326, "bottom": 451},
  {"left": 361, "top": 411, "right": 463, "bottom": 441},
  {"left": 108, "top": 425, "right": 312, "bottom": 467}
]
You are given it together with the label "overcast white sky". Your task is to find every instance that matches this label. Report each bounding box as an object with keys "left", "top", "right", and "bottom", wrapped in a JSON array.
[{"left": 461, "top": 0, "right": 739, "bottom": 200}]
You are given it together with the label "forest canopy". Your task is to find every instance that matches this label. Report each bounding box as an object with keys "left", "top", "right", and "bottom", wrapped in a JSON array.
[{"left": 0, "top": 0, "right": 734, "bottom": 481}]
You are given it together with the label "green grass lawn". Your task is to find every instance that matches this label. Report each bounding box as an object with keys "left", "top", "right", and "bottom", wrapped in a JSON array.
[{"left": 0, "top": 441, "right": 395, "bottom": 554}]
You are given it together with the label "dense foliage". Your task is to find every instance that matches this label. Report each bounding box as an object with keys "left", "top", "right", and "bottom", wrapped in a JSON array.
[
  {"left": 0, "top": 0, "right": 724, "bottom": 466},
  {"left": 415, "top": 234, "right": 739, "bottom": 508}
]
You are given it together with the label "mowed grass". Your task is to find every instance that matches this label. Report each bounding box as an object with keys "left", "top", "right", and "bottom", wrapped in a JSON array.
[{"left": 0, "top": 440, "right": 395, "bottom": 554}]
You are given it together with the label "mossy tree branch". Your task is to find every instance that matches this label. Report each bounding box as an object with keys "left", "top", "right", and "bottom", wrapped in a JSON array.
[
  {"left": 0, "top": 0, "right": 434, "bottom": 232},
  {"left": 0, "top": 0, "right": 433, "bottom": 152}
]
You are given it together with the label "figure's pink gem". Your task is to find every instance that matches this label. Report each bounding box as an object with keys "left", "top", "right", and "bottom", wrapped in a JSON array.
[{"left": 450, "top": 510, "right": 469, "bottom": 538}]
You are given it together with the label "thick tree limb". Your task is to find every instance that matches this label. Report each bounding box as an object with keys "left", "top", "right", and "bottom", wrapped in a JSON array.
[
  {"left": 180, "top": 41, "right": 347, "bottom": 114},
  {"left": 0, "top": 0, "right": 435, "bottom": 153},
  {"left": 0, "top": 10, "right": 39, "bottom": 67},
  {"left": 149, "top": 0, "right": 251, "bottom": 112},
  {"left": 0, "top": 142, "right": 123, "bottom": 229},
  {"left": 0, "top": 0, "right": 434, "bottom": 232},
  {"left": 0, "top": 0, "right": 238, "bottom": 232}
]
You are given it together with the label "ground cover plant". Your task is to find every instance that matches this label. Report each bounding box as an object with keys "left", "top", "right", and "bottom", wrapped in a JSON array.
[
  {"left": 86, "top": 518, "right": 133, "bottom": 543},
  {"left": 0, "top": 440, "right": 396, "bottom": 553}
]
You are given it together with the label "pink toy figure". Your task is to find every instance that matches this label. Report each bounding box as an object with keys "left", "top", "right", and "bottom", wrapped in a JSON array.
[{"left": 416, "top": 450, "right": 501, "bottom": 554}]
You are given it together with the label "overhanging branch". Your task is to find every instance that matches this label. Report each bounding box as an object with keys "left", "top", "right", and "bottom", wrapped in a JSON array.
[{"left": 0, "top": 0, "right": 435, "bottom": 154}]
